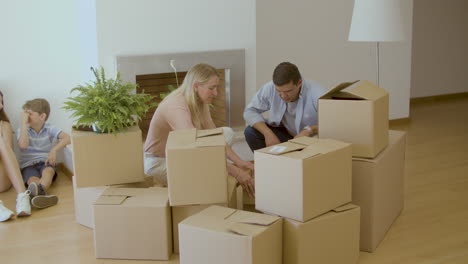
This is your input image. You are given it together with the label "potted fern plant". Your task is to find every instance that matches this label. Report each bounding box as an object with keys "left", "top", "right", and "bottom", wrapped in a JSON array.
[{"left": 63, "top": 67, "right": 157, "bottom": 134}]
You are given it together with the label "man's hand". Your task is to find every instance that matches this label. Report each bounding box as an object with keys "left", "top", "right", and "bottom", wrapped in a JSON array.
[
  {"left": 21, "top": 111, "right": 30, "bottom": 127},
  {"left": 265, "top": 133, "right": 281, "bottom": 147},
  {"left": 46, "top": 150, "right": 57, "bottom": 166},
  {"left": 294, "top": 129, "right": 311, "bottom": 138}
]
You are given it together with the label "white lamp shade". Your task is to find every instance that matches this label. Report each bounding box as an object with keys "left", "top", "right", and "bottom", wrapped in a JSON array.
[{"left": 349, "top": 0, "right": 404, "bottom": 42}]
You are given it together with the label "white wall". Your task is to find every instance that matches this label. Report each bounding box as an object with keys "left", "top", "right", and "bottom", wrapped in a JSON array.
[
  {"left": 96, "top": 0, "right": 256, "bottom": 103},
  {"left": 256, "top": 0, "right": 413, "bottom": 120},
  {"left": 411, "top": 0, "right": 468, "bottom": 98},
  {"left": 0, "top": 0, "right": 98, "bottom": 135}
]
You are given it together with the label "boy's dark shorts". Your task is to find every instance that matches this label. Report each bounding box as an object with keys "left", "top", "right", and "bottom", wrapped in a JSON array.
[{"left": 22, "top": 161, "right": 57, "bottom": 185}]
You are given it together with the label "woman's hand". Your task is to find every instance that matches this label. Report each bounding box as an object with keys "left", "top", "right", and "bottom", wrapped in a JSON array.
[
  {"left": 236, "top": 160, "right": 254, "bottom": 172},
  {"left": 235, "top": 167, "right": 255, "bottom": 198}
]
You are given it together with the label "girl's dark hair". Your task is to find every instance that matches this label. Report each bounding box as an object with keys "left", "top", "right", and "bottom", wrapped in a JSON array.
[{"left": 0, "top": 91, "right": 10, "bottom": 122}]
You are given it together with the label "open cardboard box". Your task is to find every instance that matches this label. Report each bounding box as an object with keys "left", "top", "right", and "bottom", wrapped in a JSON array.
[{"left": 319, "top": 80, "right": 389, "bottom": 158}]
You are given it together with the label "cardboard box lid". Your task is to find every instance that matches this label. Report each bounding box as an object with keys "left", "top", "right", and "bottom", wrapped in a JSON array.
[
  {"left": 167, "top": 128, "right": 225, "bottom": 149},
  {"left": 94, "top": 187, "right": 168, "bottom": 207},
  {"left": 256, "top": 137, "right": 350, "bottom": 160},
  {"left": 320, "top": 80, "right": 388, "bottom": 101},
  {"left": 181, "top": 205, "right": 280, "bottom": 237}
]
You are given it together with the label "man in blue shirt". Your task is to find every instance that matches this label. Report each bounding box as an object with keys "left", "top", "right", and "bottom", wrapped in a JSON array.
[{"left": 243, "top": 62, "right": 326, "bottom": 151}]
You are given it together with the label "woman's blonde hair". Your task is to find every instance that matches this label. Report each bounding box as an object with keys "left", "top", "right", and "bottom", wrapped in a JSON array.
[{"left": 165, "top": 63, "right": 219, "bottom": 128}]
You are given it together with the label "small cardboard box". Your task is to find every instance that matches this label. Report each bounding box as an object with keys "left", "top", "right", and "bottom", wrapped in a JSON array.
[
  {"left": 319, "top": 80, "right": 389, "bottom": 158},
  {"left": 72, "top": 175, "right": 154, "bottom": 229},
  {"left": 283, "top": 204, "right": 360, "bottom": 264},
  {"left": 166, "top": 128, "right": 228, "bottom": 206},
  {"left": 172, "top": 175, "right": 242, "bottom": 253},
  {"left": 255, "top": 137, "right": 352, "bottom": 222},
  {"left": 352, "top": 130, "right": 406, "bottom": 252},
  {"left": 179, "top": 205, "right": 282, "bottom": 264},
  {"left": 93, "top": 187, "right": 172, "bottom": 260},
  {"left": 71, "top": 126, "right": 145, "bottom": 187}
]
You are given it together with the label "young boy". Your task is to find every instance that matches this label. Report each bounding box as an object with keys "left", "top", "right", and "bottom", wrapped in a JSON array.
[{"left": 17, "top": 98, "right": 70, "bottom": 209}]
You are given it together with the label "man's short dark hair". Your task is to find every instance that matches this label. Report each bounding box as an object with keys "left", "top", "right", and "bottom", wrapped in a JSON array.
[{"left": 272, "top": 62, "right": 301, "bottom": 86}]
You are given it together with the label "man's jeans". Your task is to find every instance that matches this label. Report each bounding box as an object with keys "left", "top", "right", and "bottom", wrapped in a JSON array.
[{"left": 244, "top": 125, "right": 293, "bottom": 152}]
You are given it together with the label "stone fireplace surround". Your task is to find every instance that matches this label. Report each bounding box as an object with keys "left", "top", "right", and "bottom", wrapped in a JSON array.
[{"left": 116, "top": 49, "right": 245, "bottom": 127}]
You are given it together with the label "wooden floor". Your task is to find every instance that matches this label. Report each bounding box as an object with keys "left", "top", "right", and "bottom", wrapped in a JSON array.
[{"left": 1, "top": 96, "right": 467, "bottom": 264}]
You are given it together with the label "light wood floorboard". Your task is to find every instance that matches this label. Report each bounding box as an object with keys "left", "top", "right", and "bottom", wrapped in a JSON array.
[{"left": 1, "top": 96, "right": 467, "bottom": 263}]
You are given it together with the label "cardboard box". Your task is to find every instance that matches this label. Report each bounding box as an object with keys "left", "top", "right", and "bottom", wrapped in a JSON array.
[
  {"left": 166, "top": 128, "right": 228, "bottom": 206},
  {"left": 72, "top": 176, "right": 107, "bottom": 229},
  {"left": 172, "top": 175, "right": 242, "bottom": 253},
  {"left": 71, "top": 126, "right": 145, "bottom": 187},
  {"left": 352, "top": 130, "right": 406, "bottom": 252},
  {"left": 284, "top": 204, "right": 360, "bottom": 264},
  {"left": 255, "top": 137, "right": 352, "bottom": 222},
  {"left": 72, "top": 174, "right": 154, "bottom": 229},
  {"left": 179, "top": 205, "right": 282, "bottom": 264},
  {"left": 319, "top": 80, "right": 389, "bottom": 158},
  {"left": 93, "top": 187, "right": 172, "bottom": 260}
]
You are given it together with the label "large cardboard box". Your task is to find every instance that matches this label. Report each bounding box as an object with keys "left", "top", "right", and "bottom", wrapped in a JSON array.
[
  {"left": 255, "top": 137, "right": 352, "bottom": 222},
  {"left": 319, "top": 80, "right": 389, "bottom": 158},
  {"left": 166, "top": 128, "right": 228, "bottom": 206},
  {"left": 284, "top": 204, "right": 360, "bottom": 264},
  {"left": 352, "top": 130, "right": 406, "bottom": 252},
  {"left": 71, "top": 126, "right": 145, "bottom": 187},
  {"left": 179, "top": 205, "right": 282, "bottom": 264},
  {"left": 72, "top": 176, "right": 107, "bottom": 229},
  {"left": 172, "top": 176, "right": 242, "bottom": 253},
  {"left": 72, "top": 175, "right": 154, "bottom": 229},
  {"left": 93, "top": 187, "right": 172, "bottom": 260}
]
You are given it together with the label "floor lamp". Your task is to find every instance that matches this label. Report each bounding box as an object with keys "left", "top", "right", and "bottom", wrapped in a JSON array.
[{"left": 348, "top": 0, "right": 404, "bottom": 87}]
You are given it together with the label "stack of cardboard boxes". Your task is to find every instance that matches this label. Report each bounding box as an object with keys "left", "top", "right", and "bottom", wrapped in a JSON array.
[
  {"left": 254, "top": 136, "right": 360, "bottom": 264},
  {"left": 72, "top": 126, "right": 242, "bottom": 260},
  {"left": 71, "top": 126, "right": 173, "bottom": 260},
  {"left": 319, "top": 80, "right": 407, "bottom": 252}
]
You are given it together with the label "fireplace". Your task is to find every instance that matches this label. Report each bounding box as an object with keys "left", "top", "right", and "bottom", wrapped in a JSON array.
[{"left": 116, "top": 49, "right": 245, "bottom": 137}]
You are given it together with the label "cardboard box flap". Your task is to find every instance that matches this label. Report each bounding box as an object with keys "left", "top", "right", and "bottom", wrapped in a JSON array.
[
  {"left": 166, "top": 129, "right": 197, "bottom": 149},
  {"left": 227, "top": 210, "right": 279, "bottom": 226},
  {"left": 101, "top": 188, "right": 145, "bottom": 197},
  {"left": 283, "top": 138, "right": 350, "bottom": 160},
  {"left": 228, "top": 222, "right": 260, "bottom": 236},
  {"left": 332, "top": 203, "right": 358, "bottom": 213},
  {"left": 320, "top": 80, "right": 360, "bottom": 99},
  {"left": 95, "top": 195, "right": 128, "bottom": 205},
  {"left": 196, "top": 134, "right": 226, "bottom": 147},
  {"left": 257, "top": 142, "right": 306, "bottom": 155},
  {"left": 289, "top": 136, "right": 317, "bottom": 146},
  {"left": 197, "top": 128, "right": 224, "bottom": 138},
  {"left": 346, "top": 80, "right": 388, "bottom": 101}
]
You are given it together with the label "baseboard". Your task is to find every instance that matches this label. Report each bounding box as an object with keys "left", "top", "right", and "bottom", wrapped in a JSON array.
[
  {"left": 411, "top": 92, "right": 468, "bottom": 104},
  {"left": 57, "top": 163, "right": 73, "bottom": 181}
]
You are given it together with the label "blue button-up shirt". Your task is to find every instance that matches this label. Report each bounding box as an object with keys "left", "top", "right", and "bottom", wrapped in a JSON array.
[
  {"left": 17, "top": 123, "right": 62, "bottom": 169},
  {"left": 244, "top": 79, "right": 326, "bottom": 136}
]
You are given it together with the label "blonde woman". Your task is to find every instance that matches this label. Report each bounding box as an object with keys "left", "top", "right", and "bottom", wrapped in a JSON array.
[
  {"left": 0, "top": 91, "right": 31, "bottom": 221},
  {"left": 144, "top": 63, "right": 255, "bottom": 196}
]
